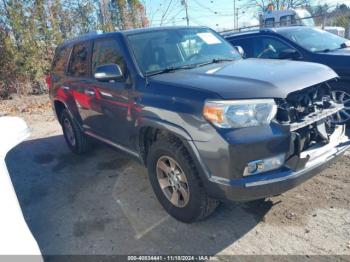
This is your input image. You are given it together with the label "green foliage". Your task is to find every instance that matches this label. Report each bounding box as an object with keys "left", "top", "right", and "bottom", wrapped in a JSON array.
[
  {"left": 0, "top": 0, "right": 149, "bottom": 98},
  {"left": 331, "top": 5, "right": 350, "bottom": 32}
]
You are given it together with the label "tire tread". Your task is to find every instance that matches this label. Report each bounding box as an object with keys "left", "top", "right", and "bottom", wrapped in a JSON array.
[
  {"left": 61, "top": 109, "right": 91, "bottom": 154},
  {"left": 149, "top": 134, "right": 219, "bottom": 222}
]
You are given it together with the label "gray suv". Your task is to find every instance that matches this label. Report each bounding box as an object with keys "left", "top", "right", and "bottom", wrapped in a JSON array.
[{"left": 48, "top": 26, "right": 349, "bottom": 222}]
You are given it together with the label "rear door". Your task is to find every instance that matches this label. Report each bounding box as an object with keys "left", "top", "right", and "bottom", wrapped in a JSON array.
[{"left": 65, "top": 41, "right": 96, "bottom": 127}]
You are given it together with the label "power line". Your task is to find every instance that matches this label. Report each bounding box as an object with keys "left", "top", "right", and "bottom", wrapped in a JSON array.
[
  {"left": 160, "top": 0, "right": 174, "bottom": 26},
  {"left": 164, "top": 8, "right": 185, "bottom": 25},
  {"left": 160, "top": 1, "right": 183, "bottom": 23}
]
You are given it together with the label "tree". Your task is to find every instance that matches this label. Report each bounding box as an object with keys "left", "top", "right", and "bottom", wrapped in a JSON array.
[
  {"left": 245, "top": 0, "right": 313, "bottom": 12},
  {"left": 0, "top": 0, "right": 150, "bottom": 98}
]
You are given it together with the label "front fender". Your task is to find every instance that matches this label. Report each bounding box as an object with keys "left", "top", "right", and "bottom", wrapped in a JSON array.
[
  {"left": 138, "top": 116, "right": 193, "bottom": 141},
  {"left": 136, "top": 116, "right": 219, "bottom": 194}
]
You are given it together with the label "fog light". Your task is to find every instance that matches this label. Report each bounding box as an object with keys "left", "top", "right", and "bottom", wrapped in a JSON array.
[
  {"left": 247, "top": 162, "right": 258, "bottom": 174},
  {"left": 243, "top": 154, "right": 285, "bottom": 176}
]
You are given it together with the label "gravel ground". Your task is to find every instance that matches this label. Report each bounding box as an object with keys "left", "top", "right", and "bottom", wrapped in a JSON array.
[{"left": 1, "top": 95, "right": 350, "bottom": 256}]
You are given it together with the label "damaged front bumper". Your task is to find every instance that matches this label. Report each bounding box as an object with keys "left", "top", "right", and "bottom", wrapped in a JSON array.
[
  {"left": 200, "top": 124, "right": 350, "bottom": 202},
  {"left": 246, "top": 125, "right": 349, "bottom": 187}
]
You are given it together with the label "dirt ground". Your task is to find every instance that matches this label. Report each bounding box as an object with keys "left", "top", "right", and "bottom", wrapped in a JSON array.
[{"left": 1, "top": 95, "right": 350, "bottom": 256}]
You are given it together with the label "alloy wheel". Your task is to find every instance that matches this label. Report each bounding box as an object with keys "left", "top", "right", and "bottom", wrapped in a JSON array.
[
  {"left": 63, "top": 118, "right": 76, "bottom": 147},
  {"left": 156, "top": 156, "right": 190, "bottom": 208},
  {"left": 332, "top": 90, "right": 350, "bottom": 124}
]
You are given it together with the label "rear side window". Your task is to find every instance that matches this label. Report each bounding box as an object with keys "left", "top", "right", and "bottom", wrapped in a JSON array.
[
  {"left": 252, "top": 36, "right": 291, "bottom": 59},
  {"left": 52, "top": 46, "right": 70, "bottom": 74},
  {"left": 227, "top": 37, "right": 253, "bottom": 57},
  {"left": 92, "top": 38, "right": 125, "bottom": 75},
  {"left": 68, "top": 42, "right": 90, "bottom": 77}
]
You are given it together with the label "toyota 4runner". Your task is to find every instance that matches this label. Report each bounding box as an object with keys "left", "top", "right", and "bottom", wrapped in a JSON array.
[{"left": 48, "top": 26, "right": 350, "bottom": 223}]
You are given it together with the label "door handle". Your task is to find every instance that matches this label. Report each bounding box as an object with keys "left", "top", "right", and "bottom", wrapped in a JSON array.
[
  {"left": 84, "top": 89, "right": 95, "bottom": 96},
  {"left": 61, "top": 86, "right": 70, "bottom": 90}
]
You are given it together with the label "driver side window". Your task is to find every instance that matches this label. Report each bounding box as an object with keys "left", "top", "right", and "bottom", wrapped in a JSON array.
[
  {"left": 252, "top": 36, "right": 293, "bottom": 59},
  {"left": 92, "top": 38, "right": 125, "bottom": 78}
]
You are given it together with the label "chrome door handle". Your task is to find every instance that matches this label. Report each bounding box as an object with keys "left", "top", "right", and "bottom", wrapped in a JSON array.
[
  {"left": 62, "top": 86, "right": 70, "bottom": 90},
  {"left": 84, "top": 89, "right": 95, "bottom": 96}
]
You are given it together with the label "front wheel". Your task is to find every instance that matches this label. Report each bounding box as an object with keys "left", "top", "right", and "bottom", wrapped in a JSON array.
[
  {"left": 147, "top": 136, "right": 219, "bottom": 223},
  {"left": 332, "top": 88, "right": 350, "bottom": 125}
]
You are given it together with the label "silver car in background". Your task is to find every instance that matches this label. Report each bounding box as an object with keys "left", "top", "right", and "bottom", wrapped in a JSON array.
[{"left": 0, "top": 117, "right": 42, "bottom": 259}]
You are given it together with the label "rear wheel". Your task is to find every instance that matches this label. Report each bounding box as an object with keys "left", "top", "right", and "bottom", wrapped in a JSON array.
[
  {"left": 60, "top": 109, "right": 91, "bottom": 154},
  {"left": 147, "top": 136, "right": 219, "bottom": 223}
]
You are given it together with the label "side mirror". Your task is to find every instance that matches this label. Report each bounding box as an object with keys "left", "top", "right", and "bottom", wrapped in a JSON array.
[
  {"left": 94, "top": 64, "right": 123, "bottom": 82},
  {"left": 279, "top": 49, "right": 302, "bottom": 60},
  {"left": 233, "top": 46, "right": 245, "bottom": 58}
]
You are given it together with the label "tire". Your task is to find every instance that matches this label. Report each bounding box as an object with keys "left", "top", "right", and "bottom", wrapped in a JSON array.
[
  {"left": 147, "top": 136, "right": 219, "bottom": 223},
  {"left": 60, "top": 109, "right": 91, "bottom": 154},
  {"left": 331, "top": 83, "right": 350, "bottom": 125}
]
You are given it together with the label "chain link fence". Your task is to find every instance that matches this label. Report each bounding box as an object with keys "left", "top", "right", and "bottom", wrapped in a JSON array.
[
  {"left": 319, "top": 12, "right": 350, "bottom": 39},
  {"left": 220, "top": 13, "right": 350, "bottom": 40}
]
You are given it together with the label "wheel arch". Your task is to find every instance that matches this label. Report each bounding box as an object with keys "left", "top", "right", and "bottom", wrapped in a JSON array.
[
  {"left": 53, "top": 99, "right": 66, "bottom": 124},
  {"left": 137, "top": 118, "right": 214, "bottom": 189},
  {"left": 137, "top": 117, "right": 193, "bottom": 164},
  {"left": 53, "top": 98, "right": 83, "bottom": 131}
]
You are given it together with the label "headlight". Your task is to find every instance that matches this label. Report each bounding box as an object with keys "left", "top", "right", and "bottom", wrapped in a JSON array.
[{"left": 203, "top": 99, "right": 277, "bottom": 128}]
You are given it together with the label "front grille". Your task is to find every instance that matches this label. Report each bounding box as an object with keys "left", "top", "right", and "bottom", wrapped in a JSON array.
[
  {"left": 276, "top": 82, "right": 344, "bottom": 163},
  {"left": 276, "top": 82, "right": 336, "bottom": 124}
]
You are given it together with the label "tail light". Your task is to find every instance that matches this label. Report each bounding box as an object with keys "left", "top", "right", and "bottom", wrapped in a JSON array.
[{"left": 45, "top": 75, "right": 52, "bottom": 89}]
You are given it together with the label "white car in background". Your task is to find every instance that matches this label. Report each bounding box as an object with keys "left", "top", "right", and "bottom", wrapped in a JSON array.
[{"left": 0, "top": 117, "right": 42, "bottom": 260}]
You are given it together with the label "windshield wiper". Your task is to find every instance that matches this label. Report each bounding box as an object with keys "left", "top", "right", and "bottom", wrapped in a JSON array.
[
  {"left": 317, "top": 43, "right": 350, "bottom": 53},
  {"left": 339, "top": 42, "right": 349, "bottom": 49},
  {"left": 316, "top": 48, "right": 332, "bottom": 53},
  {"left": 194, "top": 58, "right": 235, "bottom": 68},
  {"left": 145, "top": 58, "right": 235, "bottom": 77},
  {"left": 145, "top": 64, "right": 195, "bottom": 77}
]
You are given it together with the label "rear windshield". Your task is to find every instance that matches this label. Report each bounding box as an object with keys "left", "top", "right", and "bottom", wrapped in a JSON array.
[{"left": 127, "top": 28, "right": 240, "bottom": 75}]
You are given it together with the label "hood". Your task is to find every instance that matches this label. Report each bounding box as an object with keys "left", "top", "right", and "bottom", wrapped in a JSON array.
[
  {"left": 150, "top": 59, "right": 338, "bottom": 99},
  {"left": 316, "top": 48, "right": 350, "bottom": 78},
  {"left": 318, "top": 47, "right": 350, "bottom": 56}
]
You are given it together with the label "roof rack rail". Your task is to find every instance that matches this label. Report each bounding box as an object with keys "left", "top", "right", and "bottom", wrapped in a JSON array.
[
  {"left": 63, "top": 30, "right": 104, "bottom": 44},
  {"left": 219, "top": 25, "right": 260, "bottom": 35}
]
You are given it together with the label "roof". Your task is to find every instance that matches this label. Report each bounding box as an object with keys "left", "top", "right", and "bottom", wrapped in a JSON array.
[
  {"left": 222, "top": 25, "right": 305, "bottom": 38},
  {"left": 58, "top": 26, "right": 208, "bottom": 48},
  {"left": 120, "top": 26, "right": 207, "bottom": 36},
  {"left": 221, "top": 30, "right": 262, "bottom": 38},
  {"left": 272, "top": 25, "right": 306, "bottom": 33}
]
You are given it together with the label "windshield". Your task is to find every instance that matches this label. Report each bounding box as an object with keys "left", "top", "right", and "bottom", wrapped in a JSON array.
[
  {"left": 295, "top": 9, "right": 315, "bottom": 27},
  {"left": 127, "top": 28, "right": 241, "bottom": 75},
  {"left": 280, "top": 27, "right": 350, "bottom": 53}
]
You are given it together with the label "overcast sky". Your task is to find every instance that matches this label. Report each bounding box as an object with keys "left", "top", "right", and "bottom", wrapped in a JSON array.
[{"left": 144, "top": 0, "right": 350, "bottom": 30}]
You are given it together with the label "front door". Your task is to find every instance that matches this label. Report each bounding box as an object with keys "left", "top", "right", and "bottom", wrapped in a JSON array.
[{"left": 85, "top": 37, "right": 133, "bottom": 147}]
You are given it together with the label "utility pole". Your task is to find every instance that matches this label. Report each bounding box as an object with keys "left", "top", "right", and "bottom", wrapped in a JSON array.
[
  {"left": 233, "top": 0, "right": 236, "bottom": 29},
  {"left": 182, "top": 0, "right": 190, "bottom": 26},
  {"left": 236, "top": 8, "right": 239, "bottom": 29}
]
